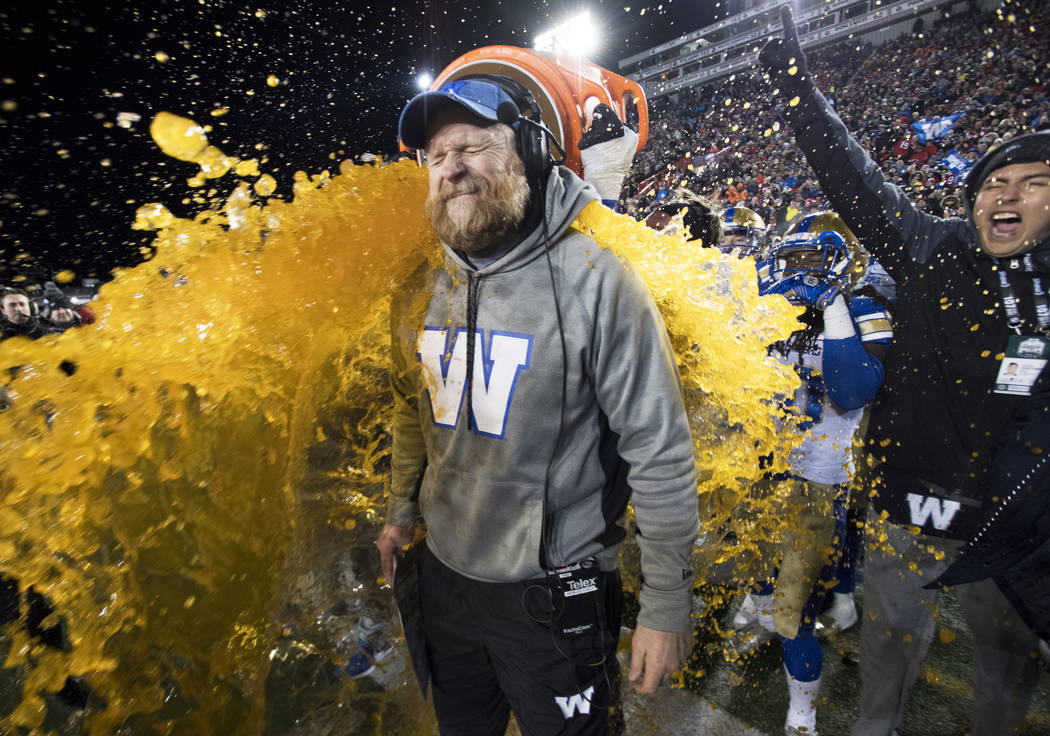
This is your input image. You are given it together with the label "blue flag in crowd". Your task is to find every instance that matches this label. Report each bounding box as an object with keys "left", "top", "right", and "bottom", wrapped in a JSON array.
[
  {"left": 943, "top": 150, "right": 973, "bottom": 176},
  {"left": 912, "top": 112, "right": 964, "bottom": 144}
]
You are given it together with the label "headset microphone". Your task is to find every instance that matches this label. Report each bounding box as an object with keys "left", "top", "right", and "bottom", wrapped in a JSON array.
[{"left": 496, "top": 100, "right": 520, "bottom": 126}]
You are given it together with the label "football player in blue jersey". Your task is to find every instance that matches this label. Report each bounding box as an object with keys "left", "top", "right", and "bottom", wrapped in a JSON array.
[
  {"left": 719, "top": 206, "right": 768, "bottom": 258},
  {"left": 738, "top": 212, "right": 893, "bottom": 735},
  {"left": 819, "top": 249, "right": 897, "bottom": 640}
]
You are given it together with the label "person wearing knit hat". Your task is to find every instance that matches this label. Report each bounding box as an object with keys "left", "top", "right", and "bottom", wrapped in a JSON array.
[
  {"left": 761, "top": 7, "right": 1047, "bottom": 736},
  {"left": 962, "top": 129, "right": 1050, "bottom": 268}
]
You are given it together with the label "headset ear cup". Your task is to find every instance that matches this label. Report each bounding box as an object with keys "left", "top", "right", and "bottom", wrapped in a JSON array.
[
  {"left": 518, "top": 119, "right": 552, "bottom": 186},
  {"left": 535, "top": 125, "right": 551, "bottom": 180}
]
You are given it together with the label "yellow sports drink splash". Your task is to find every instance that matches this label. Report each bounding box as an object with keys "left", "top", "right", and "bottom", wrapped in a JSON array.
[{"left": 0, "top": 108, "right": 801, "bottom": 734}]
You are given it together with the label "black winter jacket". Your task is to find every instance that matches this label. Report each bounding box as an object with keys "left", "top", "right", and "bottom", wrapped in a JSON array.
[
  {"left": 933, "top": 368, "right": 1050, "bottom": 640},
  {"left": 1, "top": 317, "right": 56, "bottom": 342},
  {"left": 781, "top": 86, "right": 1048, "bottom": 541}
]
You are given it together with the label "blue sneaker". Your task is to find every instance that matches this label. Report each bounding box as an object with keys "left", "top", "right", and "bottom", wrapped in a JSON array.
[{"left": 340, "top": 637, "right": 393, "bottom": 678}]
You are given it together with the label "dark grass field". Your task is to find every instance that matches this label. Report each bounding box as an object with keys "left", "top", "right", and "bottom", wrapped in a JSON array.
[{"left": 645, "top": 580, "right": 1050, "bottom": 736}]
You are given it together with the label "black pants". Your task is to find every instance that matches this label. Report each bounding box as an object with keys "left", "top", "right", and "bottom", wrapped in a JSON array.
[{"left": 419, "top": 545, "right": 623, "bottom": 736}]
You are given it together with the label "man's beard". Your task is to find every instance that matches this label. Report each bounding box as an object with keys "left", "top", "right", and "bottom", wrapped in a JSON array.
[{"left": 425, "top": 166, "right": 531, "bottom": 255}]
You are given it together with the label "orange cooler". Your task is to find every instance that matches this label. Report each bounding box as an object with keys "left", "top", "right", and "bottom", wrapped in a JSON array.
[{"left": 403, "top": 46, "right": 648, "bottom": 177}]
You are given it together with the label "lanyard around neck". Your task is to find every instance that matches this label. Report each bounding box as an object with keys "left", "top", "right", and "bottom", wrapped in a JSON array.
[{"left": 996, "top": 254, "right": 1050, "bottom": 334}]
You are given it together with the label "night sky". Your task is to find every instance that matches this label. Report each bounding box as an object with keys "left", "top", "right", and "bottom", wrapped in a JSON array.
[{"left": 0, "top": 0, "right": 720, "bottom": 281}]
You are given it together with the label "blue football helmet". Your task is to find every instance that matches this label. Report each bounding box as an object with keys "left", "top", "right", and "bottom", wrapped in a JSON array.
[
  {"left": 757, "top": 214, "right": 856, "bottom": 308},
  {"left": 719, "top": 206, "right": 767, "bottom": 257}
]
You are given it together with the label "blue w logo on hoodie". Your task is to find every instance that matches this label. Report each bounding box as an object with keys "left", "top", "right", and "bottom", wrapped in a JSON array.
[{"left": 418, "top": 327, "right": 533, "bottom": 439}]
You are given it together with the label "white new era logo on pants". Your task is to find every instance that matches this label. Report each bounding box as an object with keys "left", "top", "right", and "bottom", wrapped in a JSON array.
[{"left": 555, "top": 686, "right": 594, "bottom": 718}]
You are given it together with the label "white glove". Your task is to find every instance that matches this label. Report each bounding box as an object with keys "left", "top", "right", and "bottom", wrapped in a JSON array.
[{"left": 579, "top": 104, "right": 639, "bottom": 203}]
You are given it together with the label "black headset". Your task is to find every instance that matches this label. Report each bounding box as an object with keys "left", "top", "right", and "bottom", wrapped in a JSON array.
[{"left": 462, "top": 73, "right": 565, "bottom": 191}]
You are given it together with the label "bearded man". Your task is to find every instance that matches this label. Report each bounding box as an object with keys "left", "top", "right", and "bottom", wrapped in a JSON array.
[{"left": 377, "top": 77, "right": 700, "bottom": 735}]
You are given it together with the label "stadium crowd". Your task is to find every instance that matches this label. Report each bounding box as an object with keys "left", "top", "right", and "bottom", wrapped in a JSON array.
[{"left": 623, "top": 2, "right": 1050, "bottom": 229}]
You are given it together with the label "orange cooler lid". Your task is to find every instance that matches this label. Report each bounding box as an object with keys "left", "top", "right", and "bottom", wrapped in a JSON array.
[{"left": 401, "top": 45, "right": 648, "bottom": 177}]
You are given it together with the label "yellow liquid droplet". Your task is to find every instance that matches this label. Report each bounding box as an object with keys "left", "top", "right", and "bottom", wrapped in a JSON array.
[
  {"left": 149, "top": 112, "right": 209, "bottom": 162},
  {"left": 254, "top": 173, "right": 277, "bottom": 196},
  {"left": 155, "top": 50, "right": 169, "bottom": 63},
  {"left": 234, "top": 159, "right": 260, "bottom": 177},
  {"left": 266, "top": 74, "right": 280, "bottom": 87}
]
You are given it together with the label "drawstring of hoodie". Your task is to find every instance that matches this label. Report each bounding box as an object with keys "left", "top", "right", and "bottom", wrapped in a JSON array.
[
  {"left": 465, "top": 273, "right": 482, "bottom": 422},
  {"left": 455, "top": 185, "right": 544, "bottom": 418}
]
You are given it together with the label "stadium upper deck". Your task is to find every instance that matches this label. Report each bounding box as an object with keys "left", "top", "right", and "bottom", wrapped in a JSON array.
[{"left": 620, "top": 0, "right": 998, "bottom": 98}]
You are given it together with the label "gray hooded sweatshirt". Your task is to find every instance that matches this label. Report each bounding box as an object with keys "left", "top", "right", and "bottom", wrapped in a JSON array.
[{"left": 388, "top": 167, "right": 700, "bottom": 632}]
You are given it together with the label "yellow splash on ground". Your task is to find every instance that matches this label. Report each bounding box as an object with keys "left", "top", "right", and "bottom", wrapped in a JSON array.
[{"left": 0, "top": 113, "right": 802, "bottom": 734}]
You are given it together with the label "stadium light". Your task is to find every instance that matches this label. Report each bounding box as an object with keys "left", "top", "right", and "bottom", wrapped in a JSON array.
[
  {"left": 534, "top": 11, "right": 601, "bottom": 57},
  {"left": 416, "top": 72, "right": 434, "bottom": 91}
]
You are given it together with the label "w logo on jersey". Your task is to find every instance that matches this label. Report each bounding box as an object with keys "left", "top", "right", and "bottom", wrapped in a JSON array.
[
  {"left": 417, "top": 327, "right": 533, "bottom": 439},
  {"left": 906, "top": 492, "right": 961, "bottom": 531},
  {"left": 554, "top": 686, "right": 594, "bottom": 718}
]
